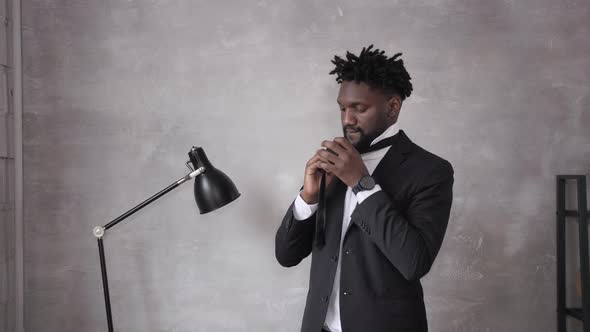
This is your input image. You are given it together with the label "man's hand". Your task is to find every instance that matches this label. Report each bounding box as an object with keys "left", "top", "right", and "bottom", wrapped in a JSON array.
[
  {"left": 315, "top": 137, "right": 369, "bottom": 188},
  {"left": 301, "top": 154, "right": 335, "bottom": 204}
]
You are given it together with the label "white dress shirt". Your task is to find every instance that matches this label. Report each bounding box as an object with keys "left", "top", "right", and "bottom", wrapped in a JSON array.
[{"left": 292, "top": 123, "right": 400, "bottom": 332}]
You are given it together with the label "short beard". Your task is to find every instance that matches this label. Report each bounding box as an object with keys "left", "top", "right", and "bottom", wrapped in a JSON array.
[{"left": 342, "top": 126, "right": 383, "bottom": 152}]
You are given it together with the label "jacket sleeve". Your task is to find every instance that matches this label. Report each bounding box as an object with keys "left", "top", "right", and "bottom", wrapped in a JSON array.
[
  {"left": 275, "top": 200, "right": 316, "bottom": 267},
  {"left": 350, "top": 160, "right": 454, "bottom": 281}
]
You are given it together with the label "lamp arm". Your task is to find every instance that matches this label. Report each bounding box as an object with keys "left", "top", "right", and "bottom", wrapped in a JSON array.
[
  {"left": 92, "top": 166, "right": 205, "bottom": 238},
  {"left": 92, "top": 166, "right": 205, "bottom": 332}
]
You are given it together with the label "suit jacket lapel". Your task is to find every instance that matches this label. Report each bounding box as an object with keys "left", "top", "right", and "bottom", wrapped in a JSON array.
[{"left": 372, "top": 129, "right": 413, "bottom": 181}]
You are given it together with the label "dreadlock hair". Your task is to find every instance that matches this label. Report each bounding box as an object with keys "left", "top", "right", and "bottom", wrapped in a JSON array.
[{"left": 329, "top": 44, "right": 413, "bottom": 100}]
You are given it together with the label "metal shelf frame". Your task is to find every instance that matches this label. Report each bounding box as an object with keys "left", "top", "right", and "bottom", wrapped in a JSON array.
[{"left": 557, "top": 175, "right": 590, "bottom": 331}]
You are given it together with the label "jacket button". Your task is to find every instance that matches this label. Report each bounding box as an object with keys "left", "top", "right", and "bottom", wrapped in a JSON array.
[
  {"left": 321, "top": 296, "right": 328, "bottom": 302},
  {"left": 331, "top": 255, "right": 338, "bottom": 263}
]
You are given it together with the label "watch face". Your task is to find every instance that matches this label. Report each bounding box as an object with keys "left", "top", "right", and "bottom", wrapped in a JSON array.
[{"left": 360, "top": 176, "right": 375, "bottom": 190}]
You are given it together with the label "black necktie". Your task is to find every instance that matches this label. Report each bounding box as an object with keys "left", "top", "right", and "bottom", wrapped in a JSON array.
[{"left": 314, "top": 133, "right": 400, "bottom": 249}]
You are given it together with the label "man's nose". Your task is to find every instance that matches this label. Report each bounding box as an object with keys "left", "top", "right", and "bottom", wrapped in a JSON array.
[{"left": 342, "top": 109, "right": 357, "bottom": 126}]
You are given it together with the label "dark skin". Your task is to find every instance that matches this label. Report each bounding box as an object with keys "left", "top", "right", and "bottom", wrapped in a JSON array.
[{"left": 301, "top": 80, "right": 402, "bottom": 204}]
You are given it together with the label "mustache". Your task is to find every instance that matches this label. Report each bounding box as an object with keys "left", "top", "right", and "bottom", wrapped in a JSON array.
[{"left": 343, "top": 126, "right": 363, "bottom": 133}]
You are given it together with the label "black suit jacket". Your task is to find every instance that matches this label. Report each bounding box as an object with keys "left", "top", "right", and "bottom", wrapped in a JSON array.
[{"left": 275, "top": 130, "right": 454, "bottom": 332}]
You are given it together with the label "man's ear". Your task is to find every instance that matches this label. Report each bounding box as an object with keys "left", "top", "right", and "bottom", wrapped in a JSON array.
[{"left": 387, "top": 95, "right": 402, "bottom": 119}]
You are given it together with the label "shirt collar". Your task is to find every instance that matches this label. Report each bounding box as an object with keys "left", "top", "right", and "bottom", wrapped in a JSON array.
[
  {"left": 360, "top": 123, "right": 400, "bottom": 161},
  {"left": 370, "top": 122, "right": 399, "bottom": 146}
]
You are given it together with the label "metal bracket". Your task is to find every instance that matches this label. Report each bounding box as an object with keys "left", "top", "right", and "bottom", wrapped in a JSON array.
[
  {"left": 93, "top": 226, "right": 105, "bottom": 239},
  {"left": 186, "top": 161, "right": 194, "bottom": 172}
]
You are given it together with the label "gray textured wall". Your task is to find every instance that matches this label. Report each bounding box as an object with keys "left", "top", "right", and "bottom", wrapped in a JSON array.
[{"left": 22, "top": 0, "right": 590, "bottom": 331}]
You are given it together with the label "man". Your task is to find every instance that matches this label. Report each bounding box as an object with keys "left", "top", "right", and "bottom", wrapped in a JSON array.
[{"left": 275, "top": 45, "right": 454, "bottom": 332}]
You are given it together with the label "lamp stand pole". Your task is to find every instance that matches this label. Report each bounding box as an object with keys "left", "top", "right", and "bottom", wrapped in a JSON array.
[{"left": 92, "top": 167, "right": 205, "bottom": 332}]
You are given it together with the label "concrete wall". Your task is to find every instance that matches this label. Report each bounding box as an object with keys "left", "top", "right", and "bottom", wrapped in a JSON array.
[{"left": 21, "top": 0, "right": 590, "bottom": 331}]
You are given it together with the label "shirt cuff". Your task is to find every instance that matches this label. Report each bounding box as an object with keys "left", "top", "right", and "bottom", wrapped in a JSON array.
[
  {"left": 355, "top": 184, "right": 382, "bottom": 204},
  {"left": 293, "top": 191, "right": 319, "bottom": 221}
]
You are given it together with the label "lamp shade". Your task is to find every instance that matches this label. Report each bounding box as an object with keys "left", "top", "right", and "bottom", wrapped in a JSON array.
[{"left": 188, "top": 147, "right": 240, "bottom": 214}]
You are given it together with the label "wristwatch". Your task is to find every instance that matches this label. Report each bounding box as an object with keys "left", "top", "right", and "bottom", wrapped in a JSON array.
[{"left": 352, "top": 175, "right": 376, "bottom": 195}]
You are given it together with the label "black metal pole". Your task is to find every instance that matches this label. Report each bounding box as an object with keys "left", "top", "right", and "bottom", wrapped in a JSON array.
[
  {"left": 98, "top": 238, "right": 114, "bottom": 332},
  {"left": 94, "top": 169, "right": 203, "bottom": 332},
  {"left": 577, "top": 176, "right": 590, "bottom": 332},
  {"left": 556, "top": 176, "right": 566, "bottom": 332},
  {"left": 104, "top": 181, "right": 182, "bottom": 231}
]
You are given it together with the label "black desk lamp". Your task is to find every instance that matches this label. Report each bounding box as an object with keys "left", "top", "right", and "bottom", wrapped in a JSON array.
[{"left": 92, "top": 146, "right": 240, "bottom": 332}]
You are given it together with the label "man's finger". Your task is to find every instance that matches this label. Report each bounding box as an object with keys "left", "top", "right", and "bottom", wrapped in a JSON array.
[
  {"left": 333, "top": 137, "right": 354, "bottom": 150},
  {"left": 306, "top": 154, "right": 321, "bottom": 167},
  {"left": 306, "top": 154, "right": 327, "bottom": 173},
  {"left": 318, "top": 160, "right": 335, "bottom": 173},
  {"left": 321, "top": 140, "right": 347, "bottom": 156},
  {"left": 316, "top": 149, "right": 339, "bottom": 165}
]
